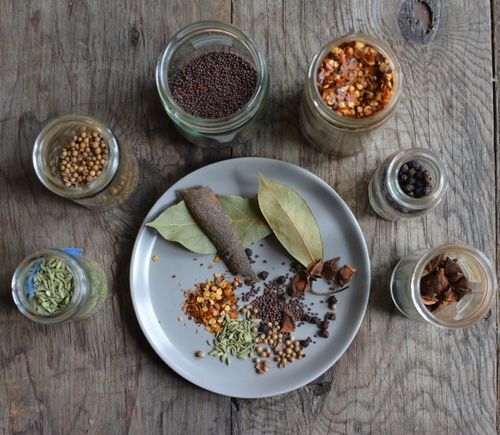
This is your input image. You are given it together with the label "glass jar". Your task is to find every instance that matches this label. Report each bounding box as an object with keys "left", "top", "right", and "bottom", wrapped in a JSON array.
[
  {"left": 156, "top": 20, "right": 269, "bottom": 147},
  {"left": 368, "top": 148, "right": 448, "bottom": 221},
  {"left": 12, "top": 249, "right": 108, "bottom": 324},
  {"left": 33, "top": 115, "right": 139, "bottom": 209},
  {"left": 299, "top": 33, "right": 403, "bottom": 156},
  {"left": 390, "top": 244, "right": 496, "bottom": 328}
]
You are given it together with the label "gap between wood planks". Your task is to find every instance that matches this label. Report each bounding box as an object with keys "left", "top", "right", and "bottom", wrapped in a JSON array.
[{"left": 491, "top": 1, "right": 499, "bottom": 433}]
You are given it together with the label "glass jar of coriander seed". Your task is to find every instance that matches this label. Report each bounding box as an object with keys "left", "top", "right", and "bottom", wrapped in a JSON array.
[
  {"left": 12, "top": 249, "right": 108, "bottom": 324},
  {"left": 368, "top": 148, "right": 448, "bottom": 221},
  {"left": 299, "top": 33, "right": 403, "bottom": 156},
  {"left": 390, "top": 244, "right": 496, "bottom": 329},
  {"left": 156, "top": 21, "right": 269, "bottom": 147},
  {"left": 33, "top": 115, "right": 139, "bottom": 209}
]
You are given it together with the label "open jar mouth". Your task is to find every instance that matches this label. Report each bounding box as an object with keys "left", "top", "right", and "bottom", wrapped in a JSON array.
[
  {"left": 33, "top": 115, "right": 120, "bottom": 200},
  {"left": 156, "top": 20, "right": 268, "bottom": 133},
  {"left": 11, "top": 249, "right": 88, "bottom": 324},
  {"left": 410, "top": 245, "right": 496, "bottom": 328},
  {"left": 386, "top": 148, "right": 448, "bottom": 211},
  {"left": 307, "top": 32, "right": 403, "bottom": 130}
]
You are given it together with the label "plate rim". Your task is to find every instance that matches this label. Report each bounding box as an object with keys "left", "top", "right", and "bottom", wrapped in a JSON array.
[{"left": 129, "top": 157, "right": 371, "bottom": 398}]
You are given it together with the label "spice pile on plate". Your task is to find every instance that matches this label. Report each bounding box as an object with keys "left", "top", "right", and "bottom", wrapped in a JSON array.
[
  {"left": 151, "top": 175, "right": 358, "bottom": 375},
  {"left": 184, "top": 254, "right": 357, "bottom": 375},
  {"left": 182, "top": 273, "right": 241, "bottom": 333}
]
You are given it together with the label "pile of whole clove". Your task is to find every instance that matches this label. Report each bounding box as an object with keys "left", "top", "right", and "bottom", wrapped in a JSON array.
[{"left": 420, "top": 255, "right": 472, "bottom": 311}]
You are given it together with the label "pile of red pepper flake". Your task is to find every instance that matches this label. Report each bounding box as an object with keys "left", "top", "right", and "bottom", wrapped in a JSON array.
[
  {"left": 317, "top": 41, "right": 394, "bottom": 118},
  {"left": 183, "top": 273, "right": 241, "bottom": 333}
]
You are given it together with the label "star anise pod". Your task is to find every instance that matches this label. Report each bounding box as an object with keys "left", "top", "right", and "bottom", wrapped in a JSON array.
[
  {"left": 444, "top": 257, "right": 464, "bottom": 282},
  {"left": 424, "top": 255, "right": 443, "bottom": 273},
  {"left": 289, "top": 259, "right": 324, "bottom": 297},
  {"left": 289, "top": 272, "right": 309, "bottom": 297}
]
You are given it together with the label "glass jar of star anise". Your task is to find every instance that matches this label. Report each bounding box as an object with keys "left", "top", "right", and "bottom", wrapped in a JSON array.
[
  {"left": 390, "top": 244, "right": 496, "bottom": 328},
  {"left": 299, "top": 33, "right": 403, "bottom": 156}
]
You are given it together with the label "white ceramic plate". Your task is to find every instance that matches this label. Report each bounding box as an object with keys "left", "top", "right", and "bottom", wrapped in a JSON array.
[{"left": 130, "top": 157, "right": 370, "bottom": 398}]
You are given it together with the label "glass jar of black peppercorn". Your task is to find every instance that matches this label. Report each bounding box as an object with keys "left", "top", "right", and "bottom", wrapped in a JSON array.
[
  {"left": 156, "top": 21, "right": 269, "bottom": 147},
  {"left": 368, "top": 148, "right": 448, "bottom": 221}
]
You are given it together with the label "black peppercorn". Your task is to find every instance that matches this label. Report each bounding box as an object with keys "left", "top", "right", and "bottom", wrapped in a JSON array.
[{"left": 398, "top": 160, "right": 433, "bottom": 198}]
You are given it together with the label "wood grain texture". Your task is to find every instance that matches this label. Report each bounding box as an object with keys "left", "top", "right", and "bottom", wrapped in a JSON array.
[
  {"left": 0, "top": 0, "right": 497, "bottom": 434},
  {"left": 495, "top": 1, "right": 500, "bottom": 433},
  {"left": 231, "top": 1, "right": 497, "bottom": 434},
  {"left": 0, "top": 1, "right": 232, "bottom": 434}
]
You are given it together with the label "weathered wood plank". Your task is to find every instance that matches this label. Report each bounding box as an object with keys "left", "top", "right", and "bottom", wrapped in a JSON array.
[
  {"left": 495, "top": 0, "right": 500, "bottom": 432},
  {"left": 231, "top": 1, "right": 497, "bottom": 434},
  {"left": 0, "top": 1, "right": 232, "bottom": 434},
  {"left": 0, "top": 0, "right": 497, "bottom": 434}
]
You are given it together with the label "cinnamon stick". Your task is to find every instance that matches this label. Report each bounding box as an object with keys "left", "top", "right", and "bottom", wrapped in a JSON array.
[{"left": 181, "top": 186, "right": 257, "bottom": 280}]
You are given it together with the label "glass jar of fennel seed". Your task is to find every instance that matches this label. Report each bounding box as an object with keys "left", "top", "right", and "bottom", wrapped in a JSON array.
[
  {"left": 11, "top": 249, "right": 108, "bottom": 324},
  {"left": 33, "top": 115, "right": 139, "bottom": 209}
]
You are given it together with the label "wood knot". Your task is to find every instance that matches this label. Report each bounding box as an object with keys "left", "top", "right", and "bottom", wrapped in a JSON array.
[
  {"left": 398, "top": 0, "right": 440, "bottom": 44},
  {"left": 129, "top": 25, "right": 142, "bottom": 47}
]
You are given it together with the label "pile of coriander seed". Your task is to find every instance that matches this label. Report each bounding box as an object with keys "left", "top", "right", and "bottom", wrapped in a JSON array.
[
  {"left": 251, "top": 320, "right": 306, "bottom": 373},
  {"left": 58, "top": 129, "right": 108, "bottom": 187}
]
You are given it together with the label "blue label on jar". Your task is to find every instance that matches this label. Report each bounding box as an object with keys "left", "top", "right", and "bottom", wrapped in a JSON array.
[{"left": 60, "top": 247, "right": 84, "bottom": 257}]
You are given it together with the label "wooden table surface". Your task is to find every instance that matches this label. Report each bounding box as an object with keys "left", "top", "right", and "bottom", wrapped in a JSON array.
[{"left": 1, "top": 1, "right": 498, "bottom": 434}]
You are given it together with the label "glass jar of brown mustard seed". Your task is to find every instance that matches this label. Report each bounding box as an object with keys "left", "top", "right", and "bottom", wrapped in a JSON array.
[
  {"left": 33, "top": 115, "right": 139, "bottom": 208},
  {"left": 299, "top": 33, "right": 403, "bottom": 156},
  {"left": 390, "top": 244, "right": 496, "bottom": 329},
  {"left": 156, "top": 21, "right": 269, "bottom": 147}
]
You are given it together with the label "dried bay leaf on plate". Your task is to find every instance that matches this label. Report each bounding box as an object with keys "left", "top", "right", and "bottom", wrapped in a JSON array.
[
  {"left": 258, "top": 174, "right": 324, "bottom": 267},
  {"left": 147, "top": 201, "right": 215, "bottom": 254},
  {"left": 218, "top": 195, "right": 271, "bottom": 247},
  {"left": 147, "top": 195, "right": 271, "bottom": 255}
]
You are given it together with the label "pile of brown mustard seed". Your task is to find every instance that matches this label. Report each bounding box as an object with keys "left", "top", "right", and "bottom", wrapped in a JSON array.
[{"left": 58, "top": 130, "right": 108, "bottom": 187}]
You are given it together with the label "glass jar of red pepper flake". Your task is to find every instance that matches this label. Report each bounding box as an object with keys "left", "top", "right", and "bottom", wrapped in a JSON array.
[{"left": 299, "top": 33, "right": 403, "bottom": 156}]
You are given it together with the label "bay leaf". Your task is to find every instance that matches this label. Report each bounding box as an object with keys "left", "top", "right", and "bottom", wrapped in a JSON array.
[
  {"left": 218, "top": 195, "right": 271, "bottom": 248},
  {"left": 147, "top": 195, "right": 271, "bottom": 255},
  {"left": 258, "top": 174, "right": 323, "bottom": 267}
]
